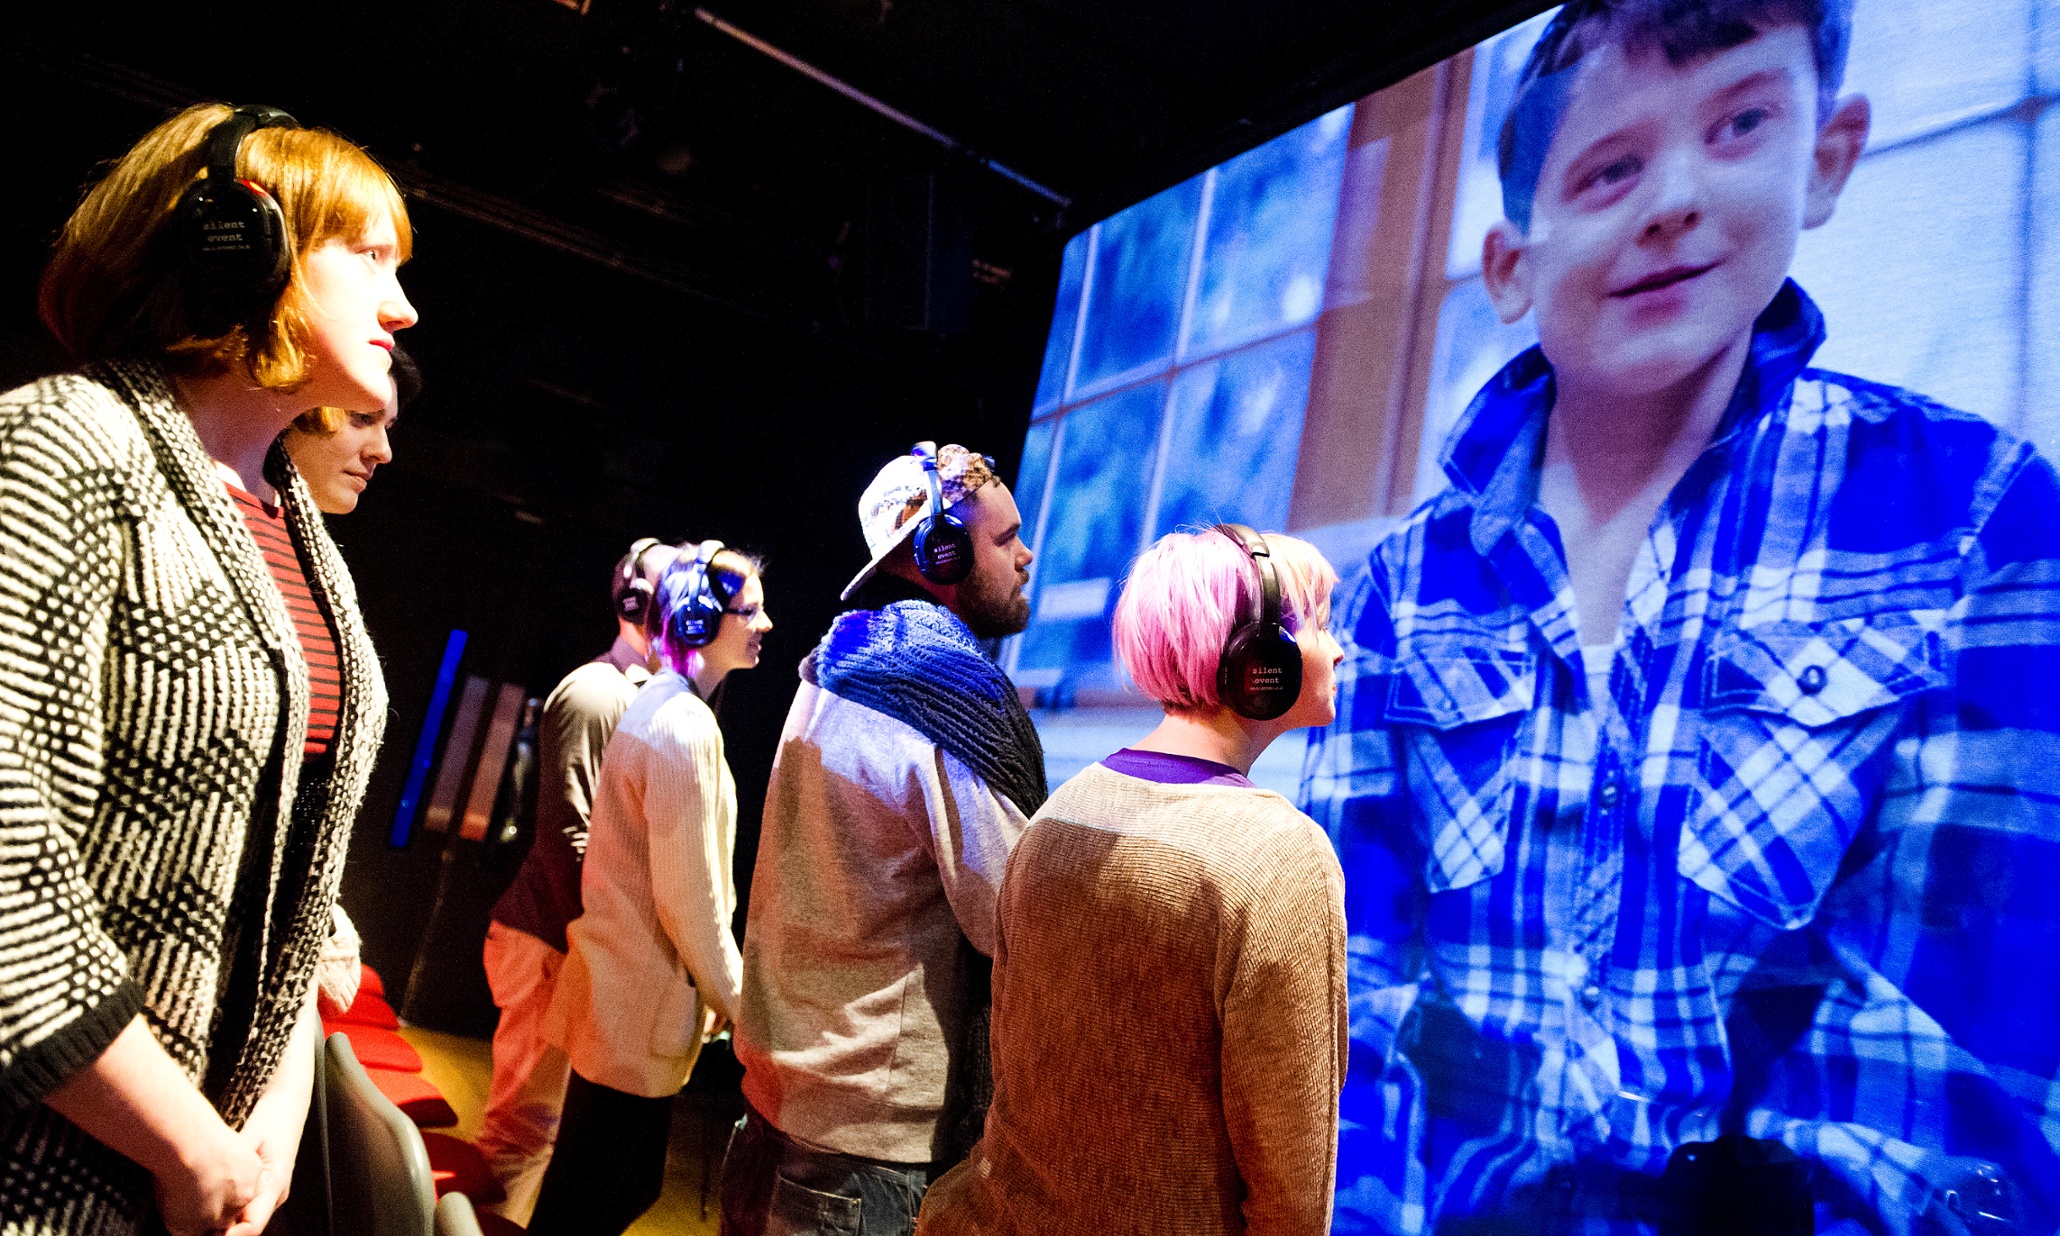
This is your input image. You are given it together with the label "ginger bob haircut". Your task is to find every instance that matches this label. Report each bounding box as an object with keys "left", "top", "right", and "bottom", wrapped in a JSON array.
[
  {"left": 1114, "top": 529, "right": 1339, "bottom": 714},
  {"left": 39, "top": 103, "right": 413, "bottom": 390}
]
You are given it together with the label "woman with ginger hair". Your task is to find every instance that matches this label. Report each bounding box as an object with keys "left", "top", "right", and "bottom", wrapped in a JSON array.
[
  {"left": 0, "top": 103, "right": 415, "bottom": 1235},
  {"left": 916, "top": 526, "right": 1350, "bottom": 1236}
]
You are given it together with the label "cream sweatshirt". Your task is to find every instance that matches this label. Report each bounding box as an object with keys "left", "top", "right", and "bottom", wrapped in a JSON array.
[{"left": 545, "top": 672, "right": 740, "bottom": 1097}]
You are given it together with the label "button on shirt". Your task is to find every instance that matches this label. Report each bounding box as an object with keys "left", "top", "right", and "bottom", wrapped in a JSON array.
[{"left": 1299, "top": 283, "right": 2060, "bottom": 1235}]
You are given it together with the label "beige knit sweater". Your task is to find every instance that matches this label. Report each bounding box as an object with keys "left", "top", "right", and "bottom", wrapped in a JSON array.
[{"left": 916, "top": 762, "right": 1348, "bottom": 1236}]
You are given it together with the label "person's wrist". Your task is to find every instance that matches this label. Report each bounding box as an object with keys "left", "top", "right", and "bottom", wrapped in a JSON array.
[{"left": 167, "top": 1110, "right": 242, "bottom": 1181}]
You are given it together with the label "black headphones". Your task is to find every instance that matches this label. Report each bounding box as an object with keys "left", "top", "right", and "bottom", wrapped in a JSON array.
[
  {"left": 1215, "top": 523, "right": 1303, "bottom": 721},
  {"left": 666, "top": 540, "right": 731, "bottom": 649},
  {"left": 911, "top": 441, "right": 974, "bottom": 586},
  {"left": 176, "top": 105, "right": 300, "bottom": 331},
  {"left": 616, "top": 537, "right": 665, "bottom": 623}
]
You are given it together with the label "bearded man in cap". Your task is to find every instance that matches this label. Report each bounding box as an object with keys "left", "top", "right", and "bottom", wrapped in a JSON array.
[{"left": 721, "top": 443, "right": 1040, "bottom": 1236}]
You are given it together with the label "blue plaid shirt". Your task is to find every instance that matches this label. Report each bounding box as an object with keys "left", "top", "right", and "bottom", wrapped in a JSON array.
[{"left": 1300, "top": 283, "right": 2060, "bottom": 1235}]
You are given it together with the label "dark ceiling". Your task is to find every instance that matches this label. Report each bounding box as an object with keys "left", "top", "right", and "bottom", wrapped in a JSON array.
[{"left": 4, "top": 0, "right": 1545, "bottom": 340}]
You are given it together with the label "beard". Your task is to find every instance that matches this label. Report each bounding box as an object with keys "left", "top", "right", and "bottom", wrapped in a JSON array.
[{"left": 956, "top": 562, "right": 1031, "bottom": 639}]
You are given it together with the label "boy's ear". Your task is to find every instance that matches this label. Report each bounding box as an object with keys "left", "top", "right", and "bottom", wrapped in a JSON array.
[
  {"left": 1804, "top": 94, "right": 1871, "bottom": 230},
  {"left": 1481, "top": 221, "right": 1534, "bottom": 325}
]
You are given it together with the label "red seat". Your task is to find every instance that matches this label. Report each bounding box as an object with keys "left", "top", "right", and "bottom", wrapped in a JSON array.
[
  {"left": 363, "top": 1066, "right": 458, "bottom": 1129},
  {"left": 334, "top": 1024, "right": 425, "bottom": 1073},
  {"left": 328, "top": 987, "right": 402, "bottom": 1031},
  {"left": 422, "top": 1132, "right": 506, "bottom": 1204},
  {"left": 360, "top": 963, "right": 387, "bottom": 998}
]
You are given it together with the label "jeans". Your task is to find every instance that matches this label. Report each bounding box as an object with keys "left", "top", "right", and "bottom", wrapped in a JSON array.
[{"left": 717, "top": 1102, "right": 939, "bottom": 1236}]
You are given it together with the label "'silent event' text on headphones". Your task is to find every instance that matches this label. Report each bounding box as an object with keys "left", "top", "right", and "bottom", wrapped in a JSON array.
[
  {"left": 176, "top": 104, "right": 299, "bottom": 329},
  {"left": 666, "top": 540, "right": 731, "bottom": 649},
  {"left": 616, "top": 537, "right": 665, "bottom": 623},
  {"left": 1214, "top": 523, "right": 1302, "bottom": 721},
  {"left": 911, "top": 441, "right": 973, "bottom": 586}
]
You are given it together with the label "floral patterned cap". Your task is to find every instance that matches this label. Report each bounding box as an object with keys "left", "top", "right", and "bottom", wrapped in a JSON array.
[{"left": 841, "top": 443, "right": 998, "bottom": 601}]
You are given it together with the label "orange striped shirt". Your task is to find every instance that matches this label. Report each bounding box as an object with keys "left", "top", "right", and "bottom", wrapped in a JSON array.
[{"left": 225, "top": 484, "right": 341, "bottom": 756}]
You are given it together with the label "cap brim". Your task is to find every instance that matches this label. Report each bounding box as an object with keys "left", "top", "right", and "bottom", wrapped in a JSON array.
[{"left": 839, "top": 513, "right": 925, "bottom": 603}]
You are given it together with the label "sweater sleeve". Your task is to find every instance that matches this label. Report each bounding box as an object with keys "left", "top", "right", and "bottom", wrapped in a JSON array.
[
  {"left": 1218, "top": 811, "right": 1350, "bottom": 1236},
  {"left": 0, "top": 382, "right": 146, "bottom": 1115},
  {"left": 921, "top": 747, "right": 1029, "bottom": 958},
  {"left": 644, "top": 699, "right": 744, "bottom": 1027}
]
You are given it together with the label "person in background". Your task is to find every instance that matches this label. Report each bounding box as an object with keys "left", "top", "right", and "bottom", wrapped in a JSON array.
[
  {"left": 916, "top": 525, "right": 1349, "bottom": 1236},
  {"left": 476, "top": 536, "right": 682, "bottom": 1222},
  {"left": 281, "top": 341, "right": 419, "bottom": 516},
  {"left": 721, "top": 442, "right": 1039, "bottom": 1236},
  {"left": 278, "top": 345, "right": 421, "bottom": 1025},
  {"left": 529, "top": 542, "right": 773, "bottom": 1236},
  {"left": 0, "top": 101, "right": 409, "bottom": 1235}
]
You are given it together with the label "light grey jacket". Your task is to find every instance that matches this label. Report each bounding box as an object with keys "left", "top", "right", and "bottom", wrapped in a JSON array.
[{"left": 735, "top": 674, "right": 1027, "bottom": 1163}]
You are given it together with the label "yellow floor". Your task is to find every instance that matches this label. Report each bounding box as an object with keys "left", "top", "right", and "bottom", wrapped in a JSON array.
[{"left": 402, "top": 1027, "right": 725, "bottom": 1236}]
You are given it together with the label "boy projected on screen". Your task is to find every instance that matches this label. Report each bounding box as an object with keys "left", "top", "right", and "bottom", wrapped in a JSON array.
[{"left": 1301, "top": 1, "right": 2060, "bottom": 1232}]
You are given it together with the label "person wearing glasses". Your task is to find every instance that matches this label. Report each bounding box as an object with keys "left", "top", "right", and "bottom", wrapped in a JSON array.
[
  {"left": 474, "top": 536, "right": 679, "bottom": 1222},
  {"left": 528, "top": 543, "right": 773, "bottom": 1236}
]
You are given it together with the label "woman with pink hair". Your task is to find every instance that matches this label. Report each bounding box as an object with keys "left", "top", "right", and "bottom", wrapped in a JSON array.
[{"left": 916, "top": 525, "right": 1350, "bottom": 1236}]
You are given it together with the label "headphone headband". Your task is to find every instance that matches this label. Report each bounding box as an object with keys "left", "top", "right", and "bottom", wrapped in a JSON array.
[
  {"left": 914, "top": 440, "right": 947, "bottom": 515},
  {"left": 1215, "top": 522, "right": 1283, "bottom": 635},
  {"left": 909, "top": 441, "right": 973, "bottom": 586},
  {"left": 692, "top": 539, "right": 728, "bottom": 595},
  {"left": 622, "top": 537, "right": 662, "bottom": 581},
  {"left": 206, "top": 106, "right": 296, "bottom": 189}
]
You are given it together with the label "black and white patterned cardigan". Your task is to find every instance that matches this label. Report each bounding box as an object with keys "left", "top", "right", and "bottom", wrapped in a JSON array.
[{"left": 0, "top": 361, "right": 387, "bottom": 1234}]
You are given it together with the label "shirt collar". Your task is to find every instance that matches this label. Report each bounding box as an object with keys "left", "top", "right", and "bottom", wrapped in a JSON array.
[
  {"left": 597, "top": 633, "right": 654, "bottom": 684},
  {"left": 1445, "top": 279, "right": 1827, "bottom": 560}
]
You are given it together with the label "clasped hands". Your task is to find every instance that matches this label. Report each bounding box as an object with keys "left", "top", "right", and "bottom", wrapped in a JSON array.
[{"left": 156, "top": 1092, "right": 301, "bottom": 1236}]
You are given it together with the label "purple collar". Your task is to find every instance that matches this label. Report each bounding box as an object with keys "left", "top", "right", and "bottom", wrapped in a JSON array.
[{"left": 1101, "top": 747, "right": 1255, "bottom": 788}]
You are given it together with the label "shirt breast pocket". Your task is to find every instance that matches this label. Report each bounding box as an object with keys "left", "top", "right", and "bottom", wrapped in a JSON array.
[
  {"left": 1686, "top": 615, "right": 1944, "bottom": 929},
  {"left": 1382, "top": 636, "right": 1535, "bottom": 894}
]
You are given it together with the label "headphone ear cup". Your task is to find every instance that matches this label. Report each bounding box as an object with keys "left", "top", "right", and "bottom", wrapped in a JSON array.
[
  {"left": 618, "top": 577, "right": 653, "bottom": 622},
  {"left": 669, "top": 589, "right": 726, "bottom": 649},
  {"left": 914, "top": 510, "right": 974, "bottom": 586},
  {"left": 1218, "top": 626, "right": 1302, "bottom": 721},
  {"left": 179, "top": 178, "right": 290, "bottom": 329},
  {"left": 695, "top": 591, "right": 727, "bottom": 645}
]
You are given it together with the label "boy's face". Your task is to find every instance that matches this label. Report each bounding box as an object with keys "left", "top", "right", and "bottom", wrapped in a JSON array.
[{"left": 1482, "top": 26, "right": 1869, "bottom": 400}]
